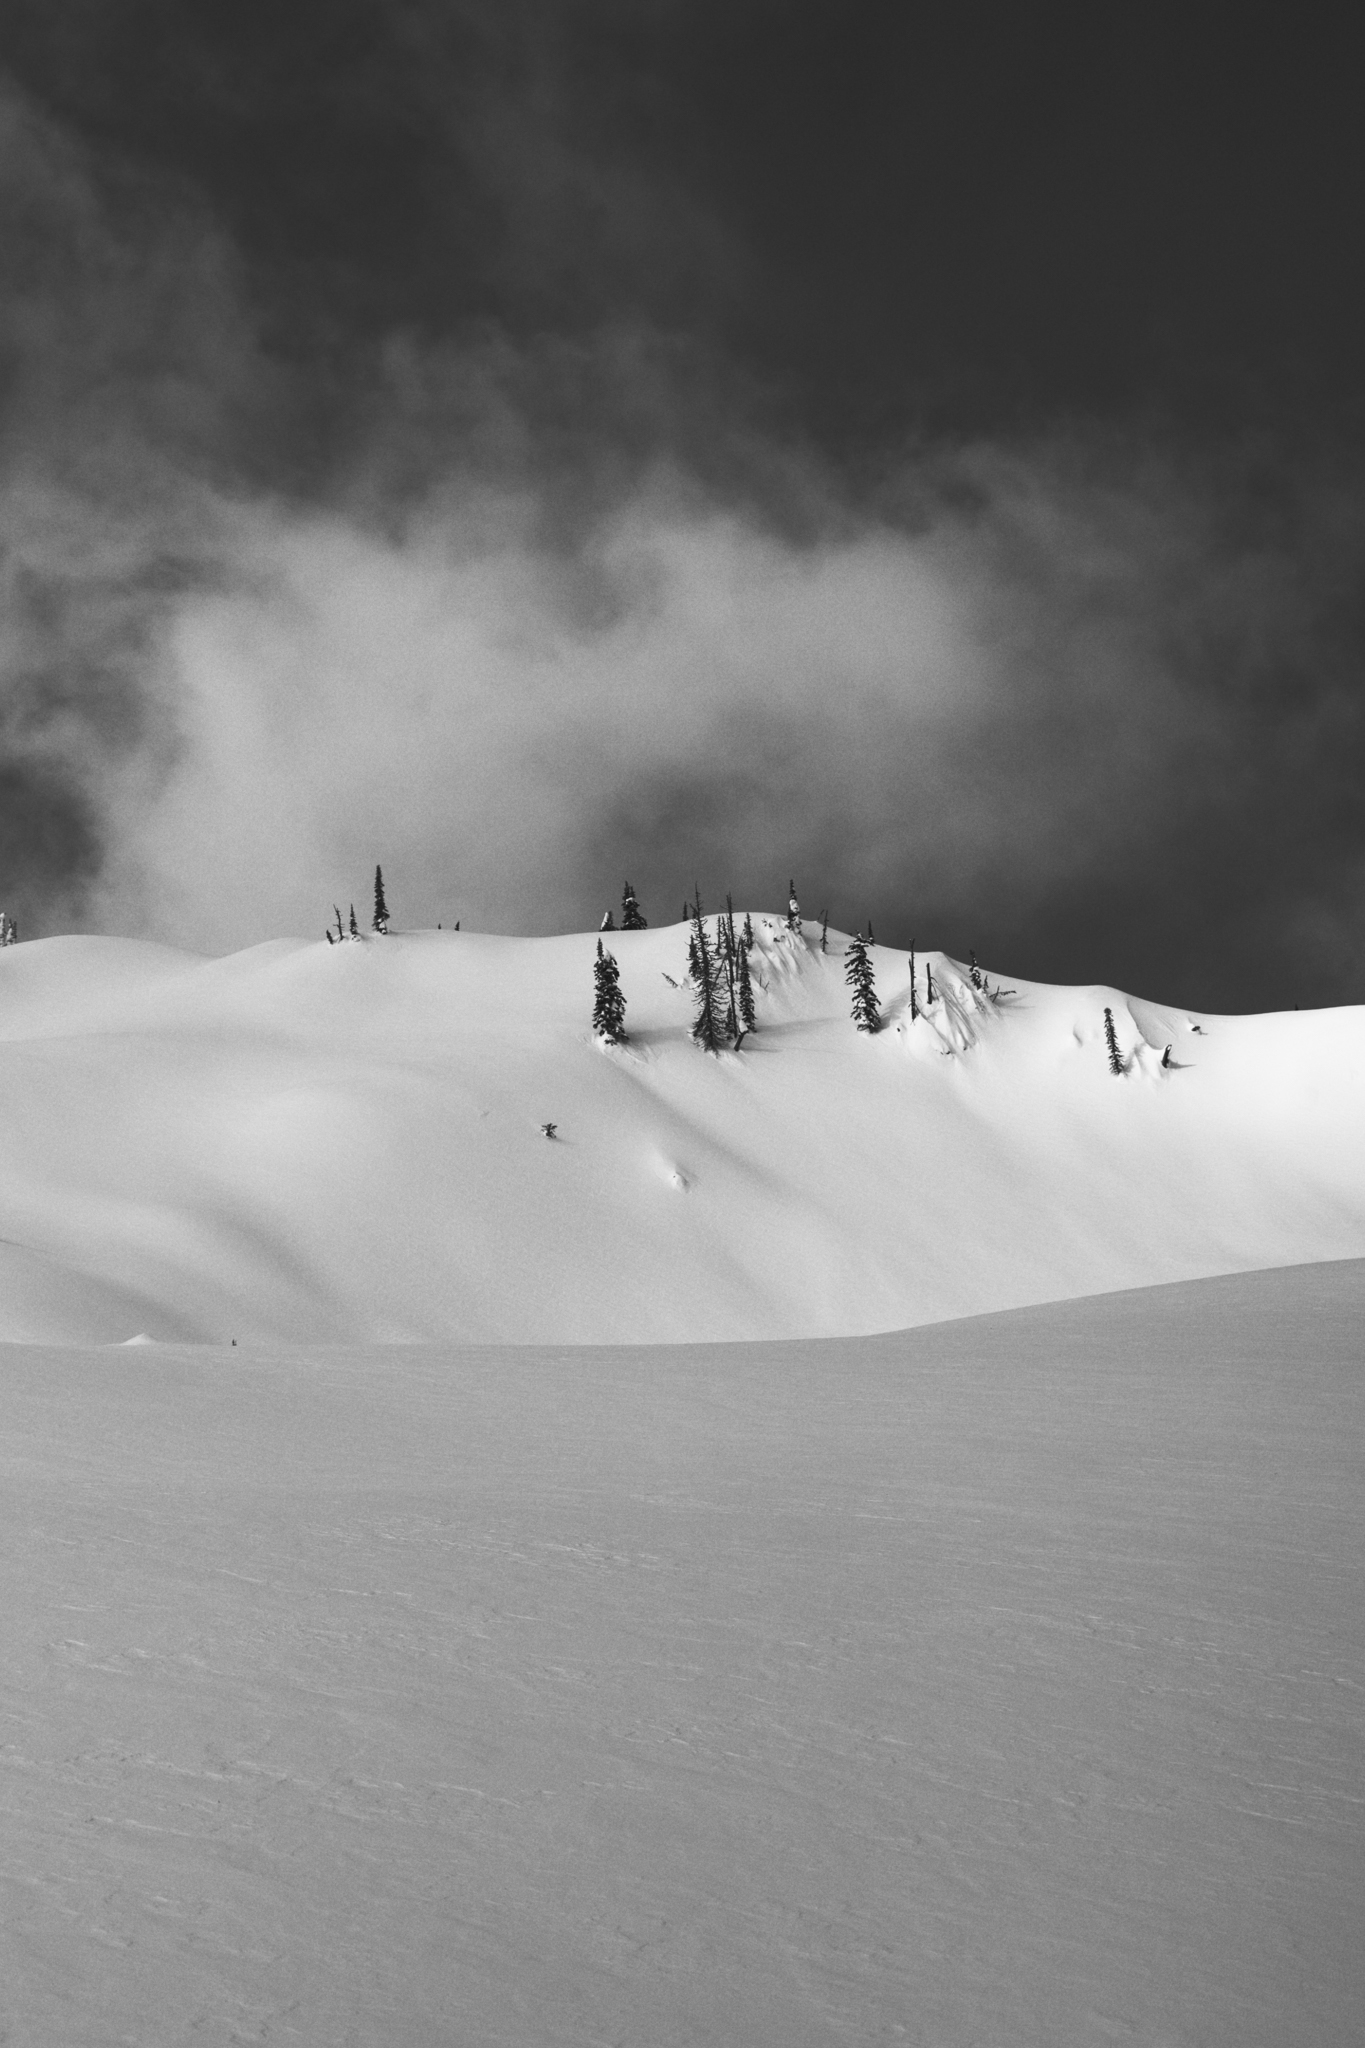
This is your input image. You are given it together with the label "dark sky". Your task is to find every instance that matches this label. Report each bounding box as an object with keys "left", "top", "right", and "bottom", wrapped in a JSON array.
[{"left": 2, "top": 4, "right": 1363, "bottom": 1008}]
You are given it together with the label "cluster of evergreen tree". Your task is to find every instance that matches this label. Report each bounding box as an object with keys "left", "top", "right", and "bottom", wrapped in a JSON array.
[
  {"left": 686, "top": 892, "right": 756, "bottom": 1053},
  {"left": 326, "top": 867, "right": 390, "bottom": 944},
  {"left": 601, "top": 879, "right": 649, "bottom": 932}
]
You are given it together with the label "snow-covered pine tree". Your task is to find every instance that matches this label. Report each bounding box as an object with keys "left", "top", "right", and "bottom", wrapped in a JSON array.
[
  {"left": 349, "top": 903, "right": 359, "bottom": 939},
  {"left": 845, "top": 929, "right": 880, "bottom": 1032},
  {"left": 600, "top": 909, "right": 615, "bottom": 930},
  {"left": 786, "top": 879, "right": 801, "bottom": 932},
  {"left": 1104, "top": 1006, "right": 1124, "bottom": 1075},
  {"left": 621, "top": 882, "right": 647, "bottom": 930},
  {"left": 592, "top": 938, "right": 628, "bottom": 1043},
  {"left": 736, "top": 935, "right": 757, "bottom": 1037},
  {"left": 969, "top": 950, "right": 984, "bottom": 991},
  {"left": 742, "top": 911, "right": 755, "bottom": 949},
  {"left": 908, "top": 948, "right": 919, "bottom": 1021},
  {"left": 690, "top": 895, "right": 726, "bottom": 1053},
  {"left": 373, "top": 866, "right": 390, "bottom": 934}
]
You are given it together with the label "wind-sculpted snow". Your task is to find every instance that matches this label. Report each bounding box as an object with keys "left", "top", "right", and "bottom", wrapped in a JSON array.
[
  {"left": 1, "top": 1263, "right": 1362, "bottom": 2044},
  {"left": 2, "top": 919, "right": 1365, "bottom": 1342}
]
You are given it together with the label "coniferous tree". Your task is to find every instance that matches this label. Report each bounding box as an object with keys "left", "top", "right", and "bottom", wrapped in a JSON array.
[
  {"left": 373, "top": 866, "right": 390, "bottom": 934},
  {"left": 742, "top": 911, "right": 755, "bottom": 949},
  {"left": 925, "top": 958, "right": 936, "bottom": 1004},
  {"left": 1104, "top": 1006, "right": 1124, "bottom": 1075},
  {"left": 720, "top": 896, "right": 742, "bottom": 1040},
  {"left": 690, "top": 894, "right": 726, "bottom": 1053},
  {"left": 621, "top": 882, "right": 647, "bottom": 930},
  {"left": 819, "top": 909, "right": 829, "bottom": 952},
  {"left": 969, "top": 950, "right": 984, "bottom": 991},
  {"left": 349, "top": 903, "right": 359, "bottom": 939},
  {"left": 333, "top": 905, "right": 345, "bottom": 943},
  {"left": 600, "top": 909, "right": 615, "bottom": 930},
  {"left": 786, "top": 879, "right": 801, "bottom": 932},
  {"left": 736, "top": 936, "right": 757, "bottom": 1037},
  {"left": 592, "top": 938, "right": 628, "bottom": 1043},
  {"left": 845, "top": 929, "right": 880, "bottom": 1032},
  {"left": 908, "top": 949, "right": 919, "bottom": 1021}
]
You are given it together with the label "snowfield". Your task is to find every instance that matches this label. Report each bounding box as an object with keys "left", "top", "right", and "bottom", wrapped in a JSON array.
[
  {"left": 2, "top": 1261, "right": 1362, "bottom": 2045},
  {"left": 2, "top": 918, "right": 1365, "bottom": 1344}
]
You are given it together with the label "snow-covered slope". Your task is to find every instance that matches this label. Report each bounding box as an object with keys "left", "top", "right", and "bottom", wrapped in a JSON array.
[
  {"left": 4, "top": 1264, "right": 1364, "bottom": 2044},
  {"left": 2, "top": 918, "right": 1364, "bottom": 1343}
]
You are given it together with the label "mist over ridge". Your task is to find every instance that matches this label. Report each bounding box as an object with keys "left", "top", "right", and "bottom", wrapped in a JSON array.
[{"left": 2, "top": 14, "right": 1364, "bottom": 1011}]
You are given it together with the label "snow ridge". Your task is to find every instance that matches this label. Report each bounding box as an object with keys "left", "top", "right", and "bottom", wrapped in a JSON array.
[{"left": 1, "top": 918, "right": 1362, "bottom": 1344}]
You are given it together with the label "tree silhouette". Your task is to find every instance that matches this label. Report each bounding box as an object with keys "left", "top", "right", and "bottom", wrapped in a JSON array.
[
  {"left": 845, "top": 929, "right": 880, "bottom": 1032},
  {"left": 592, "top": 939, "right": 628, "bottom": 1043}
]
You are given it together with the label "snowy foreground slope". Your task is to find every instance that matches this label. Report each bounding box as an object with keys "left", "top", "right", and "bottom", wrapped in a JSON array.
[
  {"left": 3, "top": 918, "right": 1365, "bottom": 1342},
  {"left": 2, "top": 1262, "right": 1362, "bottom": 2046}
]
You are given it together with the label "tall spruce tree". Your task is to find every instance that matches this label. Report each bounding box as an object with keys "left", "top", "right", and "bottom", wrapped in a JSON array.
[
  {"left": 736, "top": 936, "right": 757, "bottom": 1037},
  {"left": 721, "top": 896, "right": 742, "bottom": 1040},
  {"left": 786, "top": 879, "right": 801, "bottom": 932},
  {"left": 621, "top": 882, "right": 647, "bottom": 930},
  {"left": 742, "top": 911, "right": 755, "bottom": 949},
  {"left": 1104, "top": 1006, "right": 1124, "bottom": 1075},
  {"left": 592, "top": 939, "right": 628, "bottom": 1043},
  {"left": 690, "top": 894, "right": 726, "bottom": 1053},
  {"left": 908, "top": 948, "right": 919, "bottom": 1021},
  {"left": 845, "top": 929, "right": 880, "bottom": 1032},
  {"left": 349, "top": 903, "right": 359, "bottom": 939},
  {"left": 373, "top": 866, "right": 390, "bottom": 933}
]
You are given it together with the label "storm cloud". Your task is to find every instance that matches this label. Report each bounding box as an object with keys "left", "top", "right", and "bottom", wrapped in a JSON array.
[{"left": 2, "top": 14, "right": 1363, "bottom": 1010}]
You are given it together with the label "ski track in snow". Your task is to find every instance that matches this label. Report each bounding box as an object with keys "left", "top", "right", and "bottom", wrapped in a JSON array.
[{"left": 1, "top": 1261, "right": 1363, "bottom": 2045}]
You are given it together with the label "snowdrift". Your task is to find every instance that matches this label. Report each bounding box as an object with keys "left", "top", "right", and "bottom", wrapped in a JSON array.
[{"left": 2, "top": 918, "right": 1364, "bottom": 1343}]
